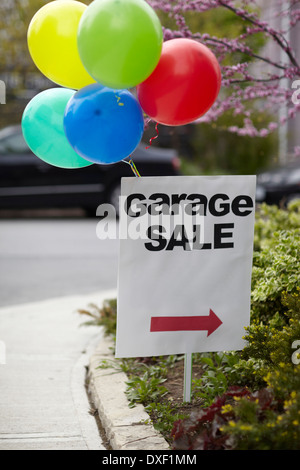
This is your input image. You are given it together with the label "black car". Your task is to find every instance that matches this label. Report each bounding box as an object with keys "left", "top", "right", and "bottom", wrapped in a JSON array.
[
  {"left": 256, "top": 160, "right": 300, "bottom": 206},
  {"left": 0, "top": 125, "right": 180, "bottom": 215}
]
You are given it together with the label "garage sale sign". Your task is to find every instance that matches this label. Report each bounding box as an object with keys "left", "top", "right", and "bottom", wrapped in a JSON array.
[{"left": 116, "top": 176, "right": 256, "bottom": 358}]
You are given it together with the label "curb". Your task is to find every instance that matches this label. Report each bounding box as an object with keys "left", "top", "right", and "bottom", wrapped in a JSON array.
[{"left": 88, "top": 336, "right": 170, "bottom": 451}]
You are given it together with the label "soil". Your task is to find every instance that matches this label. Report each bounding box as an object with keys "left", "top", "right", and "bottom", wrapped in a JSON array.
[{"left": 162, "top": 358, "right": 205, "bottom": 416}]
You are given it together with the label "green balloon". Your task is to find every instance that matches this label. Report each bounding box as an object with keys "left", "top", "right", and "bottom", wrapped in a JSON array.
[
  {"left": 78, "top": 0, "right": 163, "bottom": 89},
  {"left": 22, "top": 88, "right": 92, "bottom": 169}
]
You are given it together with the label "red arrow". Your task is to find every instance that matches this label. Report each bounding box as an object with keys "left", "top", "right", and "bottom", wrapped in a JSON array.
[{"left": 150, "top": 309, "right": 222, "bottom": 337}]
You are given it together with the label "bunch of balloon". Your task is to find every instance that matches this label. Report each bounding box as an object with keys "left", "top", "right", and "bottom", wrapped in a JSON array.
[
  {"left": 22, "top": 0, "right": 222, "bottom": 171},
  {"left": 22, "top": 0, "right": 163, "bottom": 169}
]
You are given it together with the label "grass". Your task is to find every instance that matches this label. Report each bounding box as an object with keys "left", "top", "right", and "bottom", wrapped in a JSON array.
[{"left": 78, "top": 298, "right": 207, "bottom": 443}]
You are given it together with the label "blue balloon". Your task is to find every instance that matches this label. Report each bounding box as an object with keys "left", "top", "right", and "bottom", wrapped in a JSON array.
[{"left": 64, "top": 84, "right": 144, "bottom": 164}]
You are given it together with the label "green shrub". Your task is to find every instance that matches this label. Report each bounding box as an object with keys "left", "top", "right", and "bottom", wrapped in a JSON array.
[
  {"left": 172, "top": 202, "right": 300, "bottom": 450},
  {"left": 172, "top": 287, "right": 300, "bottom": 450},
  {"left": 223, "top": 289, "right": 300, "bottom": 450},
  {"left": 192, "top": 352, "right": 239, "bottom": 406},
  {"left": 254, "top": 201, "right": 300, "bottom": 252},
  {"left": 220, "top": 376, "right": 300, "bottom": 450},
  {"left": 78, "top": 298, "right": 117, "bottom": 337},
  {"left": 243, "top": 289, "right": 300, "bottom": 366},
  {"left": 251, "top": 230, "right": 300, "bottom": 322},
  {"left": 251, "top": 201, "right": 300, "bottom": 323},
  {"left": 125, "top": 372, "right": 168, "bottom": 408}
]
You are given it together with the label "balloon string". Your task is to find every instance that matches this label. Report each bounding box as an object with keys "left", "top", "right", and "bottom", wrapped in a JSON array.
[
  {"left": 146, "top": 122, "right": 159, "bottom": 149},
  {"left": 129, "top": 158, "right": 141, "bottom": 177},
  {"left": 123, "top": 157, "right": 141, "bottom": 178}
]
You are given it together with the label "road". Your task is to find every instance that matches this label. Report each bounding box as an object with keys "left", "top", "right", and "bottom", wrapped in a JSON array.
[
  {"left": 0, "top": 214, "right": 120, "bottom": 449},
  {"left": 0, "top": 216, "right": 119, "bottom": 307}
]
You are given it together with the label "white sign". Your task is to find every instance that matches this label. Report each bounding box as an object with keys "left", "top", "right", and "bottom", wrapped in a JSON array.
[{"left": 116, "top": 176, "right": 256, "bottom": 358}]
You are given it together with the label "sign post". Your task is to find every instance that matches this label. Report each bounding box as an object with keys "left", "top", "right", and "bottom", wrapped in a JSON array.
[
  {"left": 116, "top": 175, "right": 256, "bottom": 401},
  {"left": 184, "top": 353, "right": 193, "bottom": 403}
]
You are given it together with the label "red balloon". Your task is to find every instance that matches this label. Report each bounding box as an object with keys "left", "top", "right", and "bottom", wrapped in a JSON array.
[{"left": 137, "top": 38, "right": 221, "bottom": 126}]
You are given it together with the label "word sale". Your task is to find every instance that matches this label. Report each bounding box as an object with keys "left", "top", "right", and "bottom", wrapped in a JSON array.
[{"left": 125, "top": 192, "right": 254, "bottom": 252}]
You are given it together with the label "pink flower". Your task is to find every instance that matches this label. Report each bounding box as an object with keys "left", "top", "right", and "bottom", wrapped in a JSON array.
[{"left": 148, "top": 0, "right": 300, "bottom": 137}]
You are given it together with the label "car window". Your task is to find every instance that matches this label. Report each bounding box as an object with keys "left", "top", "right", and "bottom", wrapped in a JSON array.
[{"left": 0, "top": 133, "right": 29, "bottom": 154}]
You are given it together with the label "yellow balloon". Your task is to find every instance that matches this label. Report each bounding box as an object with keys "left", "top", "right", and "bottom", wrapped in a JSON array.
[{"left": 27, "top": 0, "right": 95, "bottom": 90}]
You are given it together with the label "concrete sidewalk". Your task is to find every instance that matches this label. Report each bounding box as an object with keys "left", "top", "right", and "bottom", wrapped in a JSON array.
[
  {"left": 88, "top": 337, "right": 169, "bottom": 451},
  {"left": 0, "top": 291, "right": 115, "bottom": 450},
  {"left": 0, "top": 290, "right": 169, "bottom": 451}
]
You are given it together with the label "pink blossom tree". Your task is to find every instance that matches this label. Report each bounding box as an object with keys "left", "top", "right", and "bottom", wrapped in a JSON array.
[{"left": 148, "top": 0, "right": 300, "bottom": 157}]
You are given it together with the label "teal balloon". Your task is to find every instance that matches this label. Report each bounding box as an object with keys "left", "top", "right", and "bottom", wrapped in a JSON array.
[{"left": 22, "top": 88, "right": 92, "bottom": 169}]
